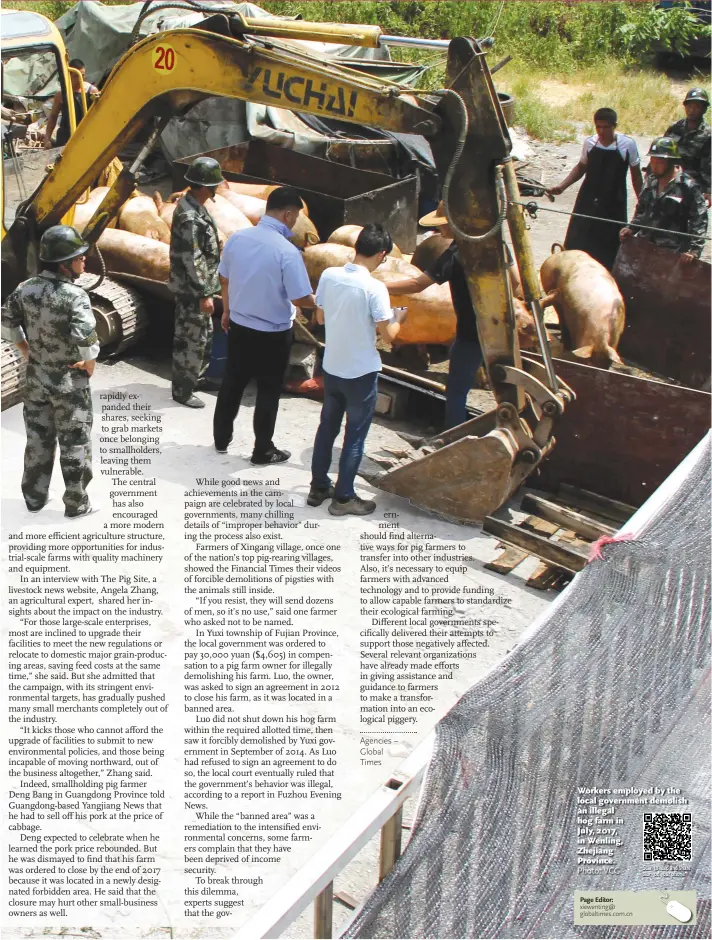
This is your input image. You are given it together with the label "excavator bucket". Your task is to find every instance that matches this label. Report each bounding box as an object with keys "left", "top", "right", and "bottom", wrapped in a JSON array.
[
  {"left": 373, "top": 38, "right": 572, "bottom": 524},
  {"left": 377, "top": 424, "right": 519, "bottom": 524}
]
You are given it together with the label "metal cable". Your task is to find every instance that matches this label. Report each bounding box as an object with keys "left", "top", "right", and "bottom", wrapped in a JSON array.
[
  {"left": 441, "top": 90, "right": 507, "bottom": 243},
  {"left": 83, "top": 245, "right": 106, "bottom": 292},
  {"left": 513, "top": 199, "right": 712, "bottom": 242},
  {"left": 487, "top": 0, "right": 506, "bottom": 37}
]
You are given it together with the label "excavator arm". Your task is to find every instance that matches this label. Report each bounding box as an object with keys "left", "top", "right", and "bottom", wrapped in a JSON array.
[
  {"left": 15, "top": 27, "right": 441, "bottom": 229},
  {"left": 1, "top": 14, "right": 571, "bottom": 522}
]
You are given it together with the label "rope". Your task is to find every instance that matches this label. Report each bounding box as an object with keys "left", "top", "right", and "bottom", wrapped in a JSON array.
[
  {"left": 588, "top": 532, "right": 634, "bottom": 562},
  {"left": 487, "top": 0, "right": 506, "bottom": 37},
  {"left": 513, "top": 199, "right": 712, "bottom": 242}
]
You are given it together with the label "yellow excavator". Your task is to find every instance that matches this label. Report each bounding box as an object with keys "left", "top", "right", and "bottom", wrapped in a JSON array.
[{"left": 1, "top": 6, "right": 572, "bottom": 524}]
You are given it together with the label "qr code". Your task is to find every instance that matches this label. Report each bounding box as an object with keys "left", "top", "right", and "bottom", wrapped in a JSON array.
[{"left": 643, "top": 813, "right": 692, "bottom": 860}]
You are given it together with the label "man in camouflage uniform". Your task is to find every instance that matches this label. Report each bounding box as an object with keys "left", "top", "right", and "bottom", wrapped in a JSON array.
[
  {"left": 2, "top": 225, "right": 99, "bottom": 517},
  {"left": 168, "top": 156, "right": 222, "bottom": 408},
  {"left": 665, "top": 88, "right": 711, "bottom": 203},
  {"left": 620, "top": 137, "right": 708, "bottom": 263}
]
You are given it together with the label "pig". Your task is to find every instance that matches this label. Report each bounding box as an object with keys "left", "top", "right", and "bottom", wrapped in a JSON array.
[
  {"left": 327, "top": 224, "right": 403, "bottom": 257},
  {"left": 411, "top": 233, "right": 453, "bottom": 273},
  {"left": 539, "top": 248, "right": 625, "bottom": 368},
  {"left": 94, "top": 229, "right": 170, "bottom": 282},
  {"left": 118, "top": 193, "right": 171, "bottom": 243},
  {"left": 205, "top": 193, "right": 253, "bottom": 238},
  {"left": 72, "top": 187, "right": 116, "bottom": 233},
  {"left": 153, "top": 192, "right": 177, "bottom": 229}
]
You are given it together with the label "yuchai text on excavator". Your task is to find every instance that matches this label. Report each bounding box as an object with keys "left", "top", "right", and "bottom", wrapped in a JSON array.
[{"left": 1, "top": 6, "right": 573, "bottom": 524}]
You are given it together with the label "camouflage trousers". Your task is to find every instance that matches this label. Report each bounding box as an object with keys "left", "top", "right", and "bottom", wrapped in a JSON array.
[
  {"left": 22, "top": 381, "right": 93, "bottom": 515},
  {"left": 172, "top": 298, "right": 213, "bottom": 401}
]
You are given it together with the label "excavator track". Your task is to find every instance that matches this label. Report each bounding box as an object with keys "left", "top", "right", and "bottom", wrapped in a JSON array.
[
  {"left": 1, "top": 339, "right": 26, "bottom": 411},
  {"left": 0, "top": 277, "right": 148, "bottom": 412},
  {"left": 81, "top": 275, "right": 149, "bottom": 356}
]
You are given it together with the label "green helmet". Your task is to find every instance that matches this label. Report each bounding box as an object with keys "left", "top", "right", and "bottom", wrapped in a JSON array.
[
  {"left": 39, "top": 224, "right": 89, "bottom": 263},
  {"left": 184, "top": 156, "right": 225, "bottom": 188},
  {"left": 684, "top": 87, "right": 709, "bottom": 108},
  {"left": 647, "top": 136, "right": 680, "bottom": 160}
]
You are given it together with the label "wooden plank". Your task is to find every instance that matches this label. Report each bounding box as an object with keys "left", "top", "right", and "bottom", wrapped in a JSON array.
[
  {"left": 557, "top": 484, "right": 635, "bottom": 521},
  {"left": 378, "top": 806, "right": 403, "bottom": 882},
  {"left": 483, "top": 517, "right": 588, "bottom": 573},
  {"left": 551, "top": 500, "right": 620, "bottom": 530},
  {"left": 519, "top": 515, "right": 558, "bottom": 537},
  {"left": 552, "top": 570, "right": 574, "bottom": 592},
  {"left": 521, "top": 494, "right": 617, "bottom": 540},
  {"left": 484, "top": 543, "right": 529, "bottom": 575},
  {"left": 526, "top": 562, "right": 567, "bottom": 591},
  {"left": 334, "top": 890, "right": 358, "bottom": 911},
  {"left": 557, "top": 530, "right": 590, "bottom": 555},
  {"left": 381, "top": 362, "right": 446, "bottom": 393},
  {"left": 521, "top": 515, "right": 576, "bottom": 591},
  {"left": 528, "top": 353, "right": 710, "bottom": 508},
  {"left": 314, "top": 882, "right": 333, "bottom": 939},
  {"left": 555, "top": 492, "right": 627, "bottom": 525}
]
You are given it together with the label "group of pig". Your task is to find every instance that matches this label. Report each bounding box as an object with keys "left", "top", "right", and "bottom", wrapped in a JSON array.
[
  {"left": 72, "top": 185, "right": 625, "bottom": 368},
  {"left": 72, "top": 181, "right": 319, "bottom": 285}
]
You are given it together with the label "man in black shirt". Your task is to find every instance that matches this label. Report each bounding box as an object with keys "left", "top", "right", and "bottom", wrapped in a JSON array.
[{"left": 386, "top": 202, "right": 519, "bottom": 428}]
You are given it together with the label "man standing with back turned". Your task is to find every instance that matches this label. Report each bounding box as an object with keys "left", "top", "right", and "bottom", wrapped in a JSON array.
[
  {"left": 2, "top": 225, "right": 99, "bottom": 517},
  {"left": 308, "top": 223, "right": 406, "bottom": 516},
  {"left": 213, "top": 186, "right": 315, "bottom": 464},
  {"left": 168, "top": 156, "right": 223, "bottom": 409}
]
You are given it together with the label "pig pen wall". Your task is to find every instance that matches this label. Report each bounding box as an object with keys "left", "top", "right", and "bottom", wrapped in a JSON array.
[{"left": 530, "top": 355, "right": 711, "bottom": 507}]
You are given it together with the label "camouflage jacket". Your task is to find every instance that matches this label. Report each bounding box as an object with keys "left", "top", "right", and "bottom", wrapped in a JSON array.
[
  {"left": 664, "top": 118, "right": 711, "bottom": 193},
  {"left": 2, "top": 271, "right": 99, "bottom": 394},
  {"left": 168, "top": 191, "right": 221, "bottom": 299},
  {"left": 630, "top": 170, "right": 708, "bottom": 256}
]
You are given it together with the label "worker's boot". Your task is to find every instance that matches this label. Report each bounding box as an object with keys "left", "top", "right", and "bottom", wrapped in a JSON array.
[
  {"left": 328, "top": 495, "right": 376, "bottom": 516},
  {"left": 307, "top": 484, "right": 335, "bottom": 507},
  {"left": 174, "top": 394, "right": 205, "bottom": 409}
]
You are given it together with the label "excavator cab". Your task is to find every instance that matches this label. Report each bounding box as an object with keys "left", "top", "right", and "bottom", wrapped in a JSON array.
[
  {"left": 1, "top": 8, "right": 79, "bottom": 235},
  {"left": 0, "top": 11, "right": 572, "bottom": 522}
]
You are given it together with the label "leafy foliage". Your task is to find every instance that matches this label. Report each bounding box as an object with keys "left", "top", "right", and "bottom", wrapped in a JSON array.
[
  {"left": 4, "top": 1, "right": 704, "bottom": 141},
  {"left": 6, "top": 1, "right": 709, "bottom": 67},
  {"left": 2, "top": 0, "right": 125, "bottom": 19},
  {"left": 614, "top": 3, "right": 711, "bottom": 59},
  {"left": 265, "top": 1, "right": 710, "bottom": 68}
]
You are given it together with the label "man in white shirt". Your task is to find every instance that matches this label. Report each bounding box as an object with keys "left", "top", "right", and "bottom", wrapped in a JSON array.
[
  {"left": 308, "top": 224, "right": 406, "bottom": 516},
  {"left": 547, "top": 107, "right": 644, "bottom": 270}
]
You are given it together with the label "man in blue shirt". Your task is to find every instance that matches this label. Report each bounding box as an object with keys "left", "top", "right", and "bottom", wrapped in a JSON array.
[
  {"left": 213, "top": 187, "right": 315, "bottom": 464},
  {"left": 309, "top": 224, "right": 407, "bottom": 516}
]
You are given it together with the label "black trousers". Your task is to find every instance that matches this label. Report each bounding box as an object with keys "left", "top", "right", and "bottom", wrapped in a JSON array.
[{"left": 213, "top": 322, "right": 292, "bottom": 454}]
